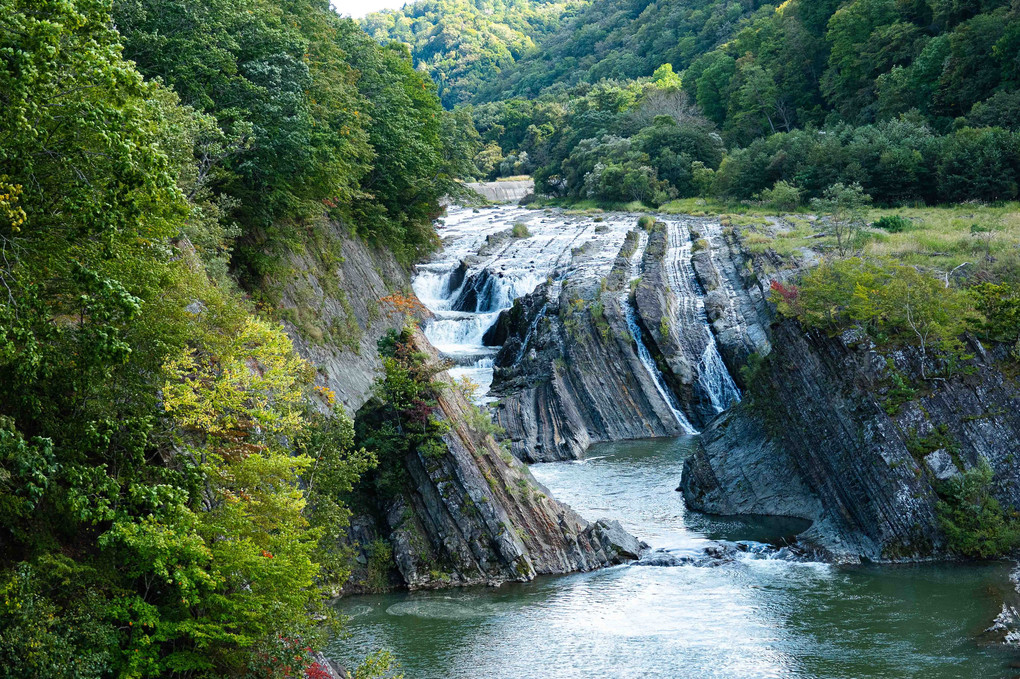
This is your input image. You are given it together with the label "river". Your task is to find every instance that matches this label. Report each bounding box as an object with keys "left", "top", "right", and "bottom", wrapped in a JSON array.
[
  {"left": 332, "top": 438, "right": 1014, "bottom": 678},
  {"left": 330, "top": 206, "right": 1017, "bottom": 678}
]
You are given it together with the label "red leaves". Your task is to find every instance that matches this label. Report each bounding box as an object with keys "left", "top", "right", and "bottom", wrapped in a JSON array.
[
  {"left": 379, "top": 292, "right": 427, "bottom": 318},
  {"left": 305, "top": 662, "right": 333, "bottom": 679},
  {"left": 770, "top": 280, "right": 799, "bottom": 305},
  {"left": 404, "top": 398, "right": 433, "bottom": 426}
]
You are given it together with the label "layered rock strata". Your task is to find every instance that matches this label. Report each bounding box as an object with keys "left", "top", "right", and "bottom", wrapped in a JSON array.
[
  {"left": 682, "top": 320, "right": 1020, "bottom": 562},
  {"left": 273, "top": 218, "right": 641, "bottom": 590},
  {"left": 491, "top": 233, "right": 688, "bottom": 461}
]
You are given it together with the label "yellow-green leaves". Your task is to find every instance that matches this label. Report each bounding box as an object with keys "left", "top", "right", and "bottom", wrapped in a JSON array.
[{"left": 163, "top": 316, "right": 311, "bottom": 439}]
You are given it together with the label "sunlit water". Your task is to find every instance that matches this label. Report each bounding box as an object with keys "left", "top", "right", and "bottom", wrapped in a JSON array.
[{"left": 331, "top": 438, "right": 1017, "bottom": 678}]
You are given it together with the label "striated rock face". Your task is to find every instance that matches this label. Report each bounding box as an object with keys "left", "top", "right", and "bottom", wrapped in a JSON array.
[
  {"left": 353, "top": 332, "right": 643, "bottom": 590},
  {"left": 490, "top": 216, "right": 772, "bottom": 460},
  {"left": 687, "top": 220, "right": 773, "bottom": 382},
  {"left": 276, "top": 218, "right": 414, "bottom": 415},
  {"left": 491, "top": 233, "right": 687, "bottom": 461},
  {"left": 681, "top": 320, "right": 1020, "bottom": 562},
  {"left": 272, "top": 217, "right": 641, "bottom": 591}
]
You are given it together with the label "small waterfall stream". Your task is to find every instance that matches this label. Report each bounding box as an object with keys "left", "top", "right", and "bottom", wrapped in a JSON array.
[
  {"left": 662, "top": 219, "right": 741, "bottom": 414},
  {"left": 413, "top": 206, "right": 636, "bottom": 403},
  {"left": 621, "top": 231, "right": 697, "bottom": 434},
  {"left": 413, "top": 207, "right": 742, "bottom": 421}
]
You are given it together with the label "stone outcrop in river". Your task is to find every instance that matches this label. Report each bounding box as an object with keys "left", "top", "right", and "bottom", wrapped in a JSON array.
[
  {"left": 682, "top": 319, "right": 1020, "bottom": 562},
  {"left": 490, "top": 216, "right": 771, "bottom": 460},
  {"left": 348, "top": 332, "right": 642, "bottom": 590},
  {"left": 490, "top": 231, "right": 690, "bottom": 462}
]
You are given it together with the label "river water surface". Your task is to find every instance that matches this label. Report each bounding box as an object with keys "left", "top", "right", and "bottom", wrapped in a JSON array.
[
  {"left": 331, "top": 206, "right": 1017, "bottom": 678},
  {"left": 332, "top": 438, "right": 1016, "bottom": 678}
]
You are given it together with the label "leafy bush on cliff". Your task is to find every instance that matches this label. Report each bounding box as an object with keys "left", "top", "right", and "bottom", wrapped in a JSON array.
[
  {"left": 356, "top": 325, "right": 452, "bottom": 496},
  {"left": 775, "top": 258, "right": 973, "bottom": 370},
  {"left": 936, "top": 460, "right": 1020, "bottom": 559},
  {"left": 756, "top": 181, "right": 802, "bottom": 212}
]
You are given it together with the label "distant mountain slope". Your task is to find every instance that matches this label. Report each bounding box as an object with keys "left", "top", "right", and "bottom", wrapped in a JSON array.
[
  {"left": 361, "top": 0, "right": 588, "bottom": 107},
  {"left": 473, "top": 0, "right": 768, "bottom": 102}
]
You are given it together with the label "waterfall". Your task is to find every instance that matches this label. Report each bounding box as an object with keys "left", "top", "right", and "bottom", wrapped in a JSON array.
[
  {"left": 514, "top": 302, "right": 549, "bottom": 365},
  {"left": 413, "top": 207, "right": 742, "bottom": 415},
  {"left": 621, "top": 232, "right": 698, "bottom": 435},
  {"left": 662, "top": 220, "right": 741, "bottom": 414}
]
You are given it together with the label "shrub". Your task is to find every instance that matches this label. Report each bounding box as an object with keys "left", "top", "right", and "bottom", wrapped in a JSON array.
[
  {"left": 874, "top": 215, "right": 912, "bottom": 233},
  {"left": 757, "top": 180, "right": 801, "bottom": 211},
  {"left": 810, "top": 183, "right": 872, "bottom": 257},
  {"left": 512, "top": 221, "right": 531, "bottom": 238},
  {"left": 355, "top": 324, "right": 452, "bottom": 495},
  {"left": 971, "top": 282, "right": 1020, "bottom": 343},
  {"left": 783, "top": 258, "right": 974, "bottom": 374},
  {"left": 936, "top": 460, "right": 1020, "bottom": 559},
  {"left": 637, "top": 215, "right": 656, "bottom": 230}
]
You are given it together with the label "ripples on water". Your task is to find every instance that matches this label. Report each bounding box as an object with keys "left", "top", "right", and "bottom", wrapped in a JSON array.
[{"left": 331, "top": 438, "right": 1016, "bottom": 679}]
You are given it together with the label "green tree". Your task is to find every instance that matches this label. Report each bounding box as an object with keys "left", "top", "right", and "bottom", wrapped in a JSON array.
[{"left": 811, "top": 183, "right": 873, "bottom": 256}]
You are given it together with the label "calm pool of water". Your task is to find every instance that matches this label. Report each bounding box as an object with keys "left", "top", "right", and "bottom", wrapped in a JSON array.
[{"left": 330, "top": 438, "right": 1017, "bottom": 678}]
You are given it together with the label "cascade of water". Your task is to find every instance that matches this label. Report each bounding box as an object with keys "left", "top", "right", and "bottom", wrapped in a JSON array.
[
  {"left": 513, "top": 302, "right": 549, "bottom": 365},
  {"left": 662, "top": 220, "right": 741, "bottom": 414},
  {"left": 414, "top": 207, "right": 636, "bottom": 404},
  {"left": 424, "top": 311, "right": 503, "bottom": 349},
  {"left": 621, "top": 232, "right": 698, "bottom": 435}
]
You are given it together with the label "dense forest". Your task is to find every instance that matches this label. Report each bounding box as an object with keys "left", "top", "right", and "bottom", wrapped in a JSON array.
[
  {"left": 367, "top": 0, "right": 1020, "bottom": 207},
  {"left": 361, "top": 0, "right": 586, "bottom": 107},
  {"left": 0, "top": 0, "right": 464, "bottom": 676}
]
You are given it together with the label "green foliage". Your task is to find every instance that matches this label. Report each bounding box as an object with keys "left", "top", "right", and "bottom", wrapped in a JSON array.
[
  {"left": 637, "top": 215, "right": 656, "bottom": 231},
  {"left": 0, "top": 0, "right": 409, "bottom": 675},
  {"left": 937, "top": 460, "right": 1020, "bottom": 559},
  {"left": 972, "top": 282, "right": 1020, "bottom": 344},
  {"left": 115, "top": 0, "right": 456, "bottom": 277},
  {"left": 905, "top": 424, "right": 958, "bottom": 461},
  {"left": 299, "top": 411, "right": 378, "bottom": 590},
  {"left": 783, "top": 258, "right": 974, "bottom": 370},
  {"left": 414, "top": 0, "right": 1020, "bottom": 207},
  {"left": 512, "top": 222, "right": 532, "bottom": 238},
  {"left": 757, "top": 181, "right": 802, "bottom": 212},
  {"left": 362, "top": 539, "right": 394, "bottom": 592},
  {"left": 361, "top": 0, "right": 584, "bottom": 108},
  {"left": 811, "top": 183, "right": 872, "bottom": 256},
  {"left": 881, "top": 363, "right": 918, "bottom": 415},
  {"left": 355, "top": 326, "right": 452, "bottom": 496},
  {"left": 874, "top": 215, "right": 913, "bottom": 233}
]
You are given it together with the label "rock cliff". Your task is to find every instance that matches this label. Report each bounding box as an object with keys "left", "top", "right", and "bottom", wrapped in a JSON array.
[
  {"left": 271, "top": 217, "right": 640, "bottom": 590},
  {"left": 491, "top": 232, "right": 687, "bottom": 461},
  {"left": 363, "top": 332, "right": 642, "bottom": 590},
  {"left": 681, "top": 318, "right": 1020, "bottom": 562},
  {"left": 490, "top": 216, "right": 772, "bottom": 460}
]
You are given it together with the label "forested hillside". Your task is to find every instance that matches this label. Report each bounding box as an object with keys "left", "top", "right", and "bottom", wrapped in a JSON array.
[
  {"left": 472, "top": 0, "right": 767, "bottom": 101},
  {"left": 0, "top": 0, "right": 460, "bottom": 676},
  {"left": 413, "top": 0, "right": 1020, "bottom": 206},
  {"left": 361, "top": 0, "right": 586, "bottom": 107}
]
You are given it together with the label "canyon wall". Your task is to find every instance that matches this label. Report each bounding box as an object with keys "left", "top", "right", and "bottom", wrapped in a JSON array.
[
  {"left": 272, "top": 216, "right": 639, "bottom": 591},
  {"left": 682, "top": 321, "right": 1020, "bottom": 562}
]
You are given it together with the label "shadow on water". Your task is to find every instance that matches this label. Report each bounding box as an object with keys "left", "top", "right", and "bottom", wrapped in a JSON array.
[{"left": 330, "top": 437, "right": 1019, "bottom": 679}]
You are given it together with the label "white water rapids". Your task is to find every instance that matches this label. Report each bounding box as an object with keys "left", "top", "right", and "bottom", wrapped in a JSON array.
[{"left": 413, "top": 206, "right": 740, "bottom": 425}]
